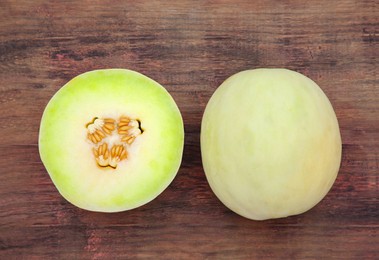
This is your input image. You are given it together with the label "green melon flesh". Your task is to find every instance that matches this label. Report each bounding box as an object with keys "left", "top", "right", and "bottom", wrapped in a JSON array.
[
  {"left": 39, "top": 69, "right": 184, "bottom": 212},
  {"left": 201, "top": 68, "right": 342, "bottom": 220}
]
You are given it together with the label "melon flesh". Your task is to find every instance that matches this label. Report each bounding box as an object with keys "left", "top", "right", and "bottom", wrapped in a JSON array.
[
  {"left": 39, "top": 69, "right": 184, "bottom": 212},
  {"left": 201, "top": 68, "right": 342, "bottom": 220}
]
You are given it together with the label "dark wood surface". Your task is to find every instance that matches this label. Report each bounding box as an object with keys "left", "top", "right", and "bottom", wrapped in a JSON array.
[{"left": 1, "top": 1, "right": 378, "bottom": 259}]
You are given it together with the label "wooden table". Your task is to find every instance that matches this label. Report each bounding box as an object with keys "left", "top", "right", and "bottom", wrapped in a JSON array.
[{"left": 1, "top": 1, "right": 378, "bottom": 259}]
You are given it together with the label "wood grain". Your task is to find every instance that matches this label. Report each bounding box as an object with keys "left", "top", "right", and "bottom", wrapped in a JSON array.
[{"left": 0, "top": 0, "right": 378, "bottom": 259}]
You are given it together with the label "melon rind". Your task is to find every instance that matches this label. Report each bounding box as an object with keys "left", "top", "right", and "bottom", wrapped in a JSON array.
[{"left": 201, "top": 68, "right": 342, "bottom": 220}]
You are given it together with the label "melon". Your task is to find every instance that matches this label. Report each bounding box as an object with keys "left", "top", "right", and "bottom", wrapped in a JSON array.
[
  {"left": 201, "top": 68, "right": 342, "bottom": 220},
  {"left": 39, "top": 69, "right": 184, "bottom": 212}
]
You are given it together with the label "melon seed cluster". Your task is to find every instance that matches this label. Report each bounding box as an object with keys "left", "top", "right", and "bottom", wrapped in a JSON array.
[{"left": 86, "top": 116, "right": 142, "bottom": 168}]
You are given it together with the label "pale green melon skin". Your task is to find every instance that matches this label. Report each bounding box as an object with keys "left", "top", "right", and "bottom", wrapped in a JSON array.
[
  {"left": 39, "top": 69, "right": 184, "bottom": 212},
  {"left": 201, "top": 69, "right": 342, "bottom": 220}
]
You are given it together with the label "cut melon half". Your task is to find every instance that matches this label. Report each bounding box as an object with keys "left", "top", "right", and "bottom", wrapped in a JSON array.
[{"left": 39, "top": 69, "right": 184, "bottom": 212}]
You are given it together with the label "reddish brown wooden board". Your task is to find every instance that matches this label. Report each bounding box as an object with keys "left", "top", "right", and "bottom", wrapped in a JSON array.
[{"left": 0, "top": 1, "right": 378, "bottom": 259}]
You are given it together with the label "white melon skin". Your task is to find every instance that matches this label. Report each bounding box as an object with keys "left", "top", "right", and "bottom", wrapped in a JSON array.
[{"left": 201, "top": 68, "right": 342, "bottom": 220}]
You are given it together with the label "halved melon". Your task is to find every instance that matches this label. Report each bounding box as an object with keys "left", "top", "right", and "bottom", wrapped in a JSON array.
[{"left": 39, "top": 69, "right": 184, "bottom": 212}]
